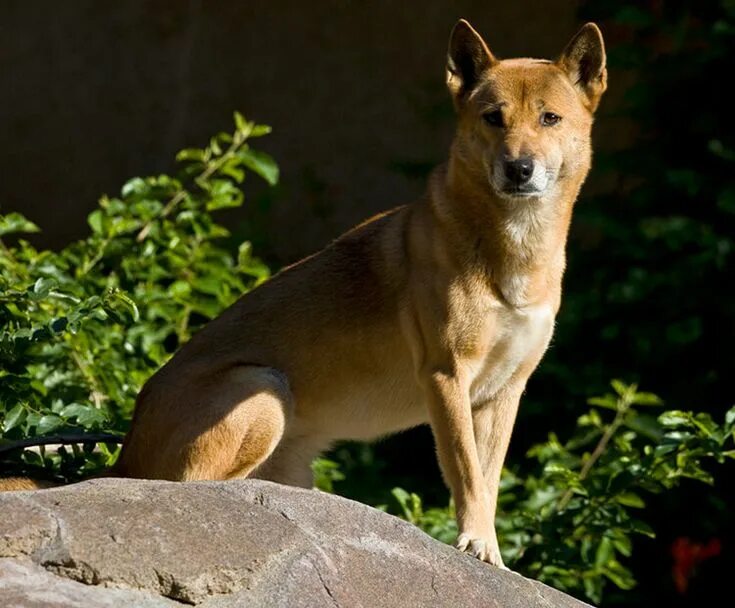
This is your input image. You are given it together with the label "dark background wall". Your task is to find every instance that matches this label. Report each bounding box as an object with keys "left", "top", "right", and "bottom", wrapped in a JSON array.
[
  {"left": 0, "top": 0, "right": 628, "bottom": 264},
  {"left": 2, "top": 4, "right": 733, "bottom": 607}
]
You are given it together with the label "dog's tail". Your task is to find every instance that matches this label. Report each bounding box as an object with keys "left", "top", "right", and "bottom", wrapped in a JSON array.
[
  {"left": 0, "top": 477, "right": 59, "bottom": 491},
  {"left": 0, "top": 432, "right": 124, "bottom": 492}
]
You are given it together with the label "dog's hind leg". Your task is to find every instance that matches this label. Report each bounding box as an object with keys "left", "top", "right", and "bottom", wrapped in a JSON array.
[
  {"left": 183, "top": 366, "right": 295, "bottom": 481},
  {"left": 252, "top": 434, "right": 328, "bottom": 488},
  {"left": 116, "top": 365, "right": 294, "bottom": 482}
]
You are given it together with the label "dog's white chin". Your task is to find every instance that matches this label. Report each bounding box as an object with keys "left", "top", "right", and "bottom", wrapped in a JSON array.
[{"left": 501, "top": 190, "right": 542, "bottom": 199}]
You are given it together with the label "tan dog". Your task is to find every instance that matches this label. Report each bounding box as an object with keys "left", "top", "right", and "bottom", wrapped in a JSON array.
[{"left": 3, "top": 20, "right": 606, "bottom": 568}]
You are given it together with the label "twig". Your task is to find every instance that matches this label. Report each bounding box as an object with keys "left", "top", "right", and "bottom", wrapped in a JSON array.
[
  {"left": 0, "top": 237, "right": 26, "bottom": 280},
  {"left": 135, "top": 125, "right": 252, "bottom": 242},
  {"left": 0, "top": 433, "right": 123, "bottom": 455},
  {"left": 80, "top": 235, "right": 113, "bottom": 275},
  {"left": 69, "top": 348, "right": 107, "bottom": 408},
  {"left": 557, "top": 410, "right": 626, "bottom": 512}
]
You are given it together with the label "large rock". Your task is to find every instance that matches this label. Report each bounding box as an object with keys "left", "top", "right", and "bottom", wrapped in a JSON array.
[{"left": 0, "top": 478, "right": 590, "bottom": 607}]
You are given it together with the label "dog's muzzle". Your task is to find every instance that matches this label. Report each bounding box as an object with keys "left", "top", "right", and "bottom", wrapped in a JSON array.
[{"left": 494, "top": 156, "right": 550, "bottom": 198}]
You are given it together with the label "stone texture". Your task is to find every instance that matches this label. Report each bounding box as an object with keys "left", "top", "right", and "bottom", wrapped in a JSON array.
[
  {"left": 0, "top": 560, "right": 178, "bottom": 607},
  {"left": 0, "top": 479, "right": 591, "bottom": 607}
]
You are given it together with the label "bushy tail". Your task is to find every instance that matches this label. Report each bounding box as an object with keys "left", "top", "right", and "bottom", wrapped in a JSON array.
[
  {"left": 0, "top": 431, "right": 124, "bottom": 492},
  {"left": 0, "top": 477, "right": 59, "bottom": 491}
]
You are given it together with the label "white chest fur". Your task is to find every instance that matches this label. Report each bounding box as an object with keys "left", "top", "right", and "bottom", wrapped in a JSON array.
[{"left": 469, "top": 303, "right": 555, "bottom": 405}]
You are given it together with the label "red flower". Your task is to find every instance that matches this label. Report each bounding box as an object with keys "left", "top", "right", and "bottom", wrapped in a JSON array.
[{"left": 671, "top": 537, "right": 721, "bottom": 594}]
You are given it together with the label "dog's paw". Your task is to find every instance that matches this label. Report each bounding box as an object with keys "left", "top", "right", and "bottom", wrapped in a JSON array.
[{"left": 455, "top": 533, "right": 507, "bottom": 569}]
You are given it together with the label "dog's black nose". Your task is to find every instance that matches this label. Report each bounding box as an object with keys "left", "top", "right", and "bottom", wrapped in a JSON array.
[{"left": 504, "top": 157, "right": 535, "bottom": 185}]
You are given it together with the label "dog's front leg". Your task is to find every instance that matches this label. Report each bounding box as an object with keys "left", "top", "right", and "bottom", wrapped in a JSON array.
[
  {"left": 470, "top": 385, "right": 525, "bottom": 569},
  {"left": 424, "top": 369, "right": 500, "bottom": 566}
]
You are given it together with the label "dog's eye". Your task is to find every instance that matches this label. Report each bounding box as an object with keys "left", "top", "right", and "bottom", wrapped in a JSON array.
[
  {"left": 541, "top": 112, "right": 561, "bottom": 126},
  {"left": 483, "top": 111, "right": 504, "bottom": 128}
]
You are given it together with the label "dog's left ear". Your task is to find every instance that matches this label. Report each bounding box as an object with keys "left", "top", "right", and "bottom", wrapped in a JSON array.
[
  {"left": 558, "top": 23, "right": 607, "bottom": 112},
  {"left": 447, "top": 19, "right": 496, "bottom": 106}
]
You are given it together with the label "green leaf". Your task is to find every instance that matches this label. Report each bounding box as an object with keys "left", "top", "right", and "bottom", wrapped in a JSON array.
[
  {"left": 391, "top": 487, "right": 422, "bottom": 523},
  {"left": 191, "top": 275, "right": 222, "bottom": 296},
  {"left": 691, "top": 413, "right": 717, "bottom": 437},
  {"left": 36, "top": 415, "right": 63, "bottom": 435},
  {"left": 631, "top": 392, "right": 663, "bottom": 406},
  {"left": 176, "top": 148, "right": 206, "bottom": 163},
  {"left": 583, "top": 578, "right": 602, "bottom": 604},
  {"left": 587, "top": 395, "right": 618, "bottom": 411},
  {"left": 2, "top": 404, "right": 27, "bottom": 432},
  {"left": 578, "top": 409, "right": 602, "bottom": 428},
  {"left": 60, "top": 403, "right": 90, "bottom": 418},
  {"left": 220, "top": 160, "right": 245, "bottom": 183},
  {"left": 13, "top": 328, "right": 33, "bottom": 340},
  {"left": 33, "top": 277, "right": 57, "bottom": 298},
  {"left": 595, "top": 537, "right": 614, "bottom": 567},
  {"left": 121, "top": 177, "right": 147, "bottom": 198},
  {"left": 110, "top": 290, "right": 140, "bottom": 322},
  {"left": 238, "top": 149, "right": 279, "bottom": 185},
  {"left": 629, "top": 519, "right": 655, "bottom": 538},
  {"left": 611, "top": 379, "right": 630, "bottom": 397},
  {"left": 709, "top": 139, "right": 735, "bottom": 162},
  {"left": 311, "top": 457, "right": 345, "bottom": 493},
  {"left": 249, "top": 124, "right": 272, "bottom": 138},
  {"left": 168, "top": 280, "right": 191, "bottom": 298},
  {"left": 613, "top": 536, "right": 632, "bottom": 558},
  {"left": 616, "top": 492, "right": 646, "bottom": 508},
  {"left": 659, "top": 411, "right": 691, "bottom": 427},
  {"left": 623, "top": 412, "right": 663, "bottom": 441},
  {"left": 77, "top": 408, "right": 108, "bottom": 427},
  {"left": 205, "top": 180, "right": 244, "bottom": 211},
  {"left": 87, "top": 209, "right": 105, "bottom": 235},
  {"left": 0, "top": 212, "right": 40, "bottom": 236},
  {"left": 233, "top": 111, "right": 248, "bottom": 132},
  {"left": 602, "top": 560, "right": 636, "bottom": 590}
]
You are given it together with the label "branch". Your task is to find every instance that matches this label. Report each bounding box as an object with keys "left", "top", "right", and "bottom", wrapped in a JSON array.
[
  {"left": 557, "top": 411, "right": 626, "bottom": 512},
  {"left": 135, "top": 124, "right": 252, "bottom": 242},
  {"left": 0, "top": 433, "right": 123, "bottom": 455}
]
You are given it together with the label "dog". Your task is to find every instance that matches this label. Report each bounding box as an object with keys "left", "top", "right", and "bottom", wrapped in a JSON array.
[{"left": 2, "top": 20, "right": 606, "bottom": 568}]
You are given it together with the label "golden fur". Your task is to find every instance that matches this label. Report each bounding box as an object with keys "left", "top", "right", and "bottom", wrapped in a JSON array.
[
  {"left": 1, "top": 20, "right": 606, "bottom": 568},
  {"left": 0, "top": 477, "right": 56, "bottom": 491}
]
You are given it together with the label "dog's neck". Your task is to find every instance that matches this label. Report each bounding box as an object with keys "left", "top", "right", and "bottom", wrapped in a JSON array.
[{"left": 428, "top": 156, "right": 579, "bottom": 308}]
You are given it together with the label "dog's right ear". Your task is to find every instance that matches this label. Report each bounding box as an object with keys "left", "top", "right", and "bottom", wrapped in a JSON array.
[{"left": 446, "top": 19, "right": 496, "bottom": 105}]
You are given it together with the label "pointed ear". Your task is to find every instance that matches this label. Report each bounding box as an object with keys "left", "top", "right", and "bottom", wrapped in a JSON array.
[
  {"left": 558, "top": 23, "right": 607, "bottom": 112},
  {"left": 446, "top": 19, "right": 496, "bottom": 105}
]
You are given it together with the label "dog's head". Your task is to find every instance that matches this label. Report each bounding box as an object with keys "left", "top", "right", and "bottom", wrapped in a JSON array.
[{"left": 446, "top": 20, "right": 606, "bottom": 202}]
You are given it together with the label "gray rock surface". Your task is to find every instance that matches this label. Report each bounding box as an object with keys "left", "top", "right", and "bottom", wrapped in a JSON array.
[{"left": 0, "top": 478, "right": 591, "bottom": 607}]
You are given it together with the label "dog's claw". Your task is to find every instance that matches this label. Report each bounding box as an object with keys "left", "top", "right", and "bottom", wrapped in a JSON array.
[{"left": 455, "top": 533, "right": 507, "bottom": 569}]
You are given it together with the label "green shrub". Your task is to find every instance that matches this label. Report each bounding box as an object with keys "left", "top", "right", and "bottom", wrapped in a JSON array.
[
  {"left": 380, "top": 382, "right": 734, "bottom": 604},
  {"left": 0, "top": 114, "right": 275, "bottom": 480}
]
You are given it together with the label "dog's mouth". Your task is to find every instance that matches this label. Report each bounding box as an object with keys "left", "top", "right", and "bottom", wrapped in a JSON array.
[
  {"left": 498, "top": 185, "right": 543, "bottom": 199},
  {"left": 492, "top": 181, "right": 548, "bottom": 201}
]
